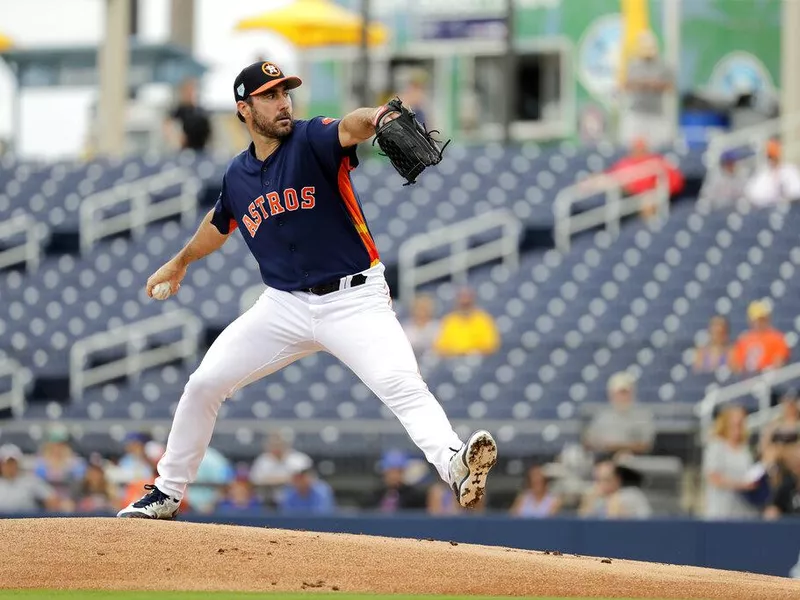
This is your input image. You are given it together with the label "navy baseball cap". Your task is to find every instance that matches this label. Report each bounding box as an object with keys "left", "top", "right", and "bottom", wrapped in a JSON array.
[{"left": 234, "top": 61, "right": 302, "bottom": 122}]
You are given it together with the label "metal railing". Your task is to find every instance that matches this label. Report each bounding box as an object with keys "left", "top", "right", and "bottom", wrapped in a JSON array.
[
  {"left": 695, "top": 362, "right": 800, "bottom": 433},
  {"left": 0, "top": 357, "right": 28, "bottom": 417},
  {"left": 79, "top": 168, "right": 200, "bottom": 254},
  {"left": 553, "top": 160, "right": 671, "bottom": 253},
  {"left": 69, "top": 310, "right": 203, "bottom": 400},
  {"left": 397, "top": 209, "right": 522, "bottom": 304},
  {"left": 0, "top": 214, "right": 41, "bottom": 272},
  {"left": 704, "top": 113, "right": 800, "bottom": 178}
]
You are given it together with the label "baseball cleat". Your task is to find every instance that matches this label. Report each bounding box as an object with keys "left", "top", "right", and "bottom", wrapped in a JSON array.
[
  {"left": 117, "top": 484, "right": 180, "bottom": 519},
  {"left": 449, "top": 430, "right": 498, "bottom": 509}
]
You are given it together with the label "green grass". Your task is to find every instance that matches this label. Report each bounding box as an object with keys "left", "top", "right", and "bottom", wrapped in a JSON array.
[{"left": 0, "top": 593, "right": 657, "bottom": 600}]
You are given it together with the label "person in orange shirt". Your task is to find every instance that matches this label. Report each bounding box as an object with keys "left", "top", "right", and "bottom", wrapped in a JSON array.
[
  {"left": 434, "top": 288, "right": 500, "bottom": 356},
  {"left": 729, "top": 300, "right": 790, "bottom": 374}
]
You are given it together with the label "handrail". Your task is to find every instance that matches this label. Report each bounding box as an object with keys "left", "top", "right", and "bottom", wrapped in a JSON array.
[
  {"left": 69, "top": 310, "right": 203, "bottom": 400},
  {"left": 553, "top": 159, "right": 670, "bottom": 253},
  {"left": 695, "top": 362, "right": 800, "bottom": 432},
  {"left": 0, "top": 214, "right": 41, "bottom": 272},
  {"left": 705, "top": 113, "right": 800, "bottom": 170},
  {"left": 0, "top": 357, "right": 28, "bottom": 417},
  {"left": 79, "top": 168, "right": 200, "bottom": 254},
  {"left": 397, "top": 209, "right": 522, "bottom": 304}
]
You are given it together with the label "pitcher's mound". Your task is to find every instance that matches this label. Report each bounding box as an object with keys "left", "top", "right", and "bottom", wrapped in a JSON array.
[{"left": 1, "top": 518, "right": 798, "bottom": 599}]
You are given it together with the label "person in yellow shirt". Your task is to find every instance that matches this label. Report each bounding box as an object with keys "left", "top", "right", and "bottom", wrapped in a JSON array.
[{"left": 434, "top": 288, "right": 500, "bottom": 356}]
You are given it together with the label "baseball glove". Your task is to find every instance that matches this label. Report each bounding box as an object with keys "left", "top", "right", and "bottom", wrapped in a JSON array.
[{"left": 373, "top": 98, "right": 450, "bottom": 186}]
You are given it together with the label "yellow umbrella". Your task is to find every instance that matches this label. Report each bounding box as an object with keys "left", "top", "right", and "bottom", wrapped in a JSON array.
[
  {"left": 0, "top": 32, "right": 13, "bottom": 52},
  {"left": 235, "top": 0, "right": 388, "bottom": 48}
]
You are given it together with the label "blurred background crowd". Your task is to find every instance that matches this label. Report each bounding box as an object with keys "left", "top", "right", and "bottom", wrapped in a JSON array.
[{"left": 2, "top": 0, "right": 800, "bottom": 525}]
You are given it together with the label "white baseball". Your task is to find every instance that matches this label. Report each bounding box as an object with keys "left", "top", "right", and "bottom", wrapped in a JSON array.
[{"left": 152, "top": 282, "right": 172, "bottom": 300}]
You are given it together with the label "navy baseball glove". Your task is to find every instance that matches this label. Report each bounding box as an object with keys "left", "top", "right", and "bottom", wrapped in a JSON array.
[{"left": 373, "top": 98, "right": 450, "bottom": 186}]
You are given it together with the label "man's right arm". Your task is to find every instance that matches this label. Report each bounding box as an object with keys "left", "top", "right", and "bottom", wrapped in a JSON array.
[{"left": 145, "top": 208, "right": 233, "bottom": 298}]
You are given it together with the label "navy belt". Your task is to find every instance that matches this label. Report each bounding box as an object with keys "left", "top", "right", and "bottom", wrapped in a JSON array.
[{"left": 305, "top": 273, "right": 368, "bottom": 296}]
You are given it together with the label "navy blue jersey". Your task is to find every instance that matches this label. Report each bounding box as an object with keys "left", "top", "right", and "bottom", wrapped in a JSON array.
[{"left": 210, "top": 117, "right": 380, "bottom": 291}]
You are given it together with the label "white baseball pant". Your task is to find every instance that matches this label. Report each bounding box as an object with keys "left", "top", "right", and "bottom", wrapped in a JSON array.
[{"left": 155, "top": 263, "right": 463, "bottom": 500}]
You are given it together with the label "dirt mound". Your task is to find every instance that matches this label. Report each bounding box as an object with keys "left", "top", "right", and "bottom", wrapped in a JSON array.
[{"left": 1, "top": 518, "right": 798, "bottom": 598}]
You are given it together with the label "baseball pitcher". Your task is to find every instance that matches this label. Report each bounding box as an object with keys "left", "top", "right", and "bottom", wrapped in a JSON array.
[{"left": 118, "top": 61, "right": 497, "bottom": 519}]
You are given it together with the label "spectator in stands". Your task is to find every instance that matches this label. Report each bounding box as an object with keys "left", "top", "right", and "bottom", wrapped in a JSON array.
[
  {"left": 426, "top": 481, "right": 462, "bottom": 515},
  {"left": 583, "top": 372, "right": 655, "bottom": 457},
  {"left": 189, "top": 446, "right": 235, "bottom": 514},
  {"left": 434, "top": 287, "right": 500, "bottom": 357},
  {"left": 164, "top": 78, "right": 212, "bottom": 152},
  {"left": 703, "top": 405, "right": 761, "bottom": 520},
  {"left": 745, "top": 139, "right": 800, "bottom": 207},
  {"left": 277, "top": 466, "right": 335, "bottom": 515},
  {"left": 249, "top": 432, "right": 312, "bottom": 487},
  {"left": 75, "top": 457, "right": 117, "bottom": 513},
  {"left": 0, "top": 444, "right": 60, "bottom": 514},
  {"left": 729, "top": 300, "right": 790, "bottom": 374},
  {"left": 764, "top": 443, "right": 800, "bottom": 519},
  {"left": 760, "top": 389, "right": 800, "bottom": 456},
  {"left": 398, "top": 74, "right": 430, "bottom": 128},
  {"left": 402, "top": 294, "right": 440, "bottom": 358},
  {"left": 510, "top": 465, "right": 561, "bottom": 518},
  {"left": 579, "top": 460, "right": 652, "bottom": 519},
  {"left": 693, "top": 315, "right": 732, "bottom": 373},
  {"left": 699, "top": 151, "right": 747, "bottom": 210},
  {"left": 114, "top": 432, "right": 153, "bottom": 484},
  {"left": 33, "top": 428, "right": 86, "bottom": 504},
  {"left": 619, "top": 30, "right": 675, "bottom": 149},
  {"left": 217, "top": 476, "right": 262, "bottom": 512},
  {"left": 370, "top": 450, "right": 425, "bottom": 512}
]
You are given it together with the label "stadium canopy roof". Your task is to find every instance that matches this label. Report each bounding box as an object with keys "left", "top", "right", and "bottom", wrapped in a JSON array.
[{"left": 0, "top": 42, "right": 207, "bottom": 89}]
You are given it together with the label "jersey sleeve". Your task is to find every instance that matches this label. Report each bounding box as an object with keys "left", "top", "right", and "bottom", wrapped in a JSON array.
[
  {"left": 305, "top": 117, "right": 359, "bottom": 174},
  {"left": 210, "top": 175, "right": 237, "bottom": 235}
]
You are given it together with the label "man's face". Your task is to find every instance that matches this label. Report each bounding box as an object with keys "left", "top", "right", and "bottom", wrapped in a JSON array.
[
  {"left": 0, "top": 458, "right": 18, "bottom": 479},
  {"left": 243, "top": 85, "right": 294, "bottom": 139},
  {"left": 610, "top": 387, "right": 633, "bottom": 410},
  {"left": 595, "top": 462, "right": 619, "bottom": 496}
]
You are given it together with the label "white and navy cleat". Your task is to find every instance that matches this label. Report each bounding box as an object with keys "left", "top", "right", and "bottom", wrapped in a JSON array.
[
  {"left": 117, "top": 484, "right": 180, "bottom": 519},
  {"left": 449, "top": 430, "right": 498, "bottom": 509}
]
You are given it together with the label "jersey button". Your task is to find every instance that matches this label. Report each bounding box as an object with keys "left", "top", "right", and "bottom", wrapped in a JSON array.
[
  {"left": 276, "top": 219, "right": 284, "bottom": 227},
  {"left": 289, "top": 244, "right": 296, "bottom": 252},
  {"left": 303, "top": 272, "right": 309, "bottom": 278}
]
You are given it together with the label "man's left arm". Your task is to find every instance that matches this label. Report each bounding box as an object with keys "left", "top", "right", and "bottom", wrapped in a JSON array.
[{"left": 338, "top": 106, "right": 388, "bottom": 147}]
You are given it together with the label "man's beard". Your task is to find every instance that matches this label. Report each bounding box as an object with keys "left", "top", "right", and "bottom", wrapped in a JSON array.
[{"left": 251, "top": 109, "right": 294, "bottom": 139}]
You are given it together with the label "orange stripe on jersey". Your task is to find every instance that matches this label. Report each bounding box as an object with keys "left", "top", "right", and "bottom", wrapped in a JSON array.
[
  {"left": 228, "top": 218, "right": 238, "bottom": 233},
  {"left": 338, "top": 156, "right": 380, "bottom": 265}
]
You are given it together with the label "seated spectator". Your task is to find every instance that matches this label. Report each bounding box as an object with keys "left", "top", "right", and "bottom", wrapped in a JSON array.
[
  {"left": 579, "top": 460, "right": 652, "bottom": 519},
  {"left": 729, "top": 300, "right": 790, "bottom": 374},
  {"left": 370, "top": 450, "right": 425, "bottom": 512},
  {"left": 760, "top": 389, "right": 800, "bottom": 456},
  {"left": 510, "top": 465, "right": 561, "bottom": 518},
  {"left": 249, "top": 432, "right": 312, "bottom": 487},
  {"left": 113, "top": 432, "right": 153, "bottom": 484},
  {"left": 217, "top": 477, "right": 262, "bottom": 512},
  {"left": 434, "top": 288, "right": 500, "bottom": 357},
  {"left": 402, "top": 294, "right": 440, "bottom": 358},
  {"left": 75, "top": 457, "right": 117, "bottom": 513},
  {"left": 703, "top": 405, "right": 761, "bottom": 520},
  {"left": 693, "top": 315, "right": 732, "bottom": 373},
  {"left": 189, "top": 447, "right": 235, "bottom": 514},
  {"left": 764, "top": 443, "right": 800, "bottom": 520},
  {"left": 0, "top": 444, "right": 60, "bottom": 514},
  {"left": 744, "top": 139, "right": 800, "bottom": 206},
  {"left": 277, "top": 466, "right": 335, "bottom": 515},
  {"left": 699, "top": 151, "right": 747, "bottom": 210},
  {"left": 33, "top": 428, "right": 86, "bottom": 503},
  {"left": 118, "top": 441, "right": 190, "bottom": 513},
  {"left": 583, "top": 372, "right": 655, "bottom": 457},
  {"left": 427, "top": 481, "right": 464, "bottom": 515}
]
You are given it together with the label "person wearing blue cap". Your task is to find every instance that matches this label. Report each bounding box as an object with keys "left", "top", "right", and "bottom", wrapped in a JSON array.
[
  {"left": 699, "top": 149, "right": 746, "bottom": 209},
  {"left": 369, "top": 450, "right": 425, "bottom": 512}
]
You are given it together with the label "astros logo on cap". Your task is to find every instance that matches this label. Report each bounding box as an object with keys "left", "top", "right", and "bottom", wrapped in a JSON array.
[{"left": 262, "top": 62, "right": 281, "bottom": 77}]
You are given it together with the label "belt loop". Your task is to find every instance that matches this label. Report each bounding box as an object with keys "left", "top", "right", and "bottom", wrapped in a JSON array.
[{"left": 342, "top": 274, "right": 352, "bottom": 290}]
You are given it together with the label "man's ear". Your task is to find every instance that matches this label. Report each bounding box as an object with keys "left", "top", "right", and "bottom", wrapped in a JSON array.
[{"left": 237, "top": 101, "right": 249, "bottom": 121}]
